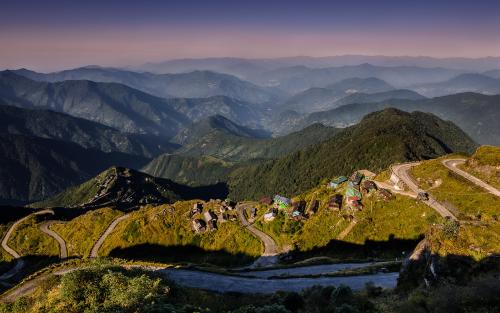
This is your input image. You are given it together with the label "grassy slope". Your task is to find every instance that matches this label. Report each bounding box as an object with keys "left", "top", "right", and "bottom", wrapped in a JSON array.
[
  {"left": 344, "top": 194, "right": 440, "bottom": 244},
  {"left": 428, "top": 221, "right": 500, "bottom": 261},
  {"left": 411, "top": 155, "right": 500, "bottom": 221},
  {"left": 51, "top": 208, "right": 123, "bottom": 257},
  {"left": 8, "top": 216, "right": 58, "bottom": 257},
  {"left": 99, "top": 201, "right": 261, "bottom": 266},
  {"left": 459, "top": 145, "right": 500, "bottom": 189},
  {"left": 253, "top": 180, "right": 439, "bottom": 256},
  {"left": 410, "top": 148, "right": 500, "bottom": 260}
]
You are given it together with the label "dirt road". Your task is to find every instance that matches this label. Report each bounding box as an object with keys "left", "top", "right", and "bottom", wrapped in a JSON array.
[
  {"left": 0, "top": 209, "right": 56, "bottom": 281},
  {"left": 1, "top": 209, "right": 55, "bottom": 259},
  {"left": 237, "top": 203, "right": 279, "bottom": 267},
  {"left": 442, "top": 159, "right": 500, "bottom": 197},
  {"left": 373, "top": 181, "right": 417, "bottom": 198},
  {"left": 90, "top": 214, "right": 130, "bottom": 257},
  {"left": 39, "top": 221, "right": 68, "bottom": 259},
  {"left": 391, "top": 163, "right": 457, "bottom": 220},
  {"left": 337, "top": 219, "right": 358, "bottom": 240}
]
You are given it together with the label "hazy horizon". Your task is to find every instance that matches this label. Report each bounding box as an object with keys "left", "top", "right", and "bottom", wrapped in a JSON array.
[{"left": 2, "top": 0, "right": 500, "bottom": 71}]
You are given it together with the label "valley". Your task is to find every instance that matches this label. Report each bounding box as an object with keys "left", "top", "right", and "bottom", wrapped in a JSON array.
[{"left": 0, "top": 54, "right": 499, "bottom": 313}]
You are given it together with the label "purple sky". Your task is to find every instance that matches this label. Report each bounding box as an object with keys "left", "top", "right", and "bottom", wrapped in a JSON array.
[{"left": 1, "top": 0, "right": 500, "bottom": 71}]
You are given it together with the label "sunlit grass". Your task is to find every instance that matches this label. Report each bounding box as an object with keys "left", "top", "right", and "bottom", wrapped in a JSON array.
[
  {"left": 8, "top": 216, "right": 58, "bottom": 257},
  {"left": 52, "top": 207, "right": 123, "bottom": 257},
  {"left": 411, "top": 156, "right": 500, "bottom": 220}
]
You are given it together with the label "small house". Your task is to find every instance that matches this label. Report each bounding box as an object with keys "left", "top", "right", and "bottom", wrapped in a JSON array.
[
  {"left": 306, "top": 200, "right": 319, "bottom": 215},
  {"left": 378, "top": 188, "right": 394, "bottom": 201},
  {"left": 274, "top": 195, "right": 291, "bottom": 209},
  {"left": 192, "top": 203, "right": 203, "bottom": 215},
  {"left": 349, "top": 172, "right": 364, "bottom": 185},
  {"left": 219, "top": 213, "right": 229, "bottom": 222},
  {"left": 224, "top": 199, "right": 236, "bottom": 210},
  {"left": 203, "top": 210, "right": 218, "bottom": 223},
  {"left": 192, "top": 219, "right": 206, "bottom": 233},
  {"left": 264, "top": 208, "right": 278, "bottom": 222},
  {"left": 291, "top": 200, "right": 306, "bottom": 220},
  {"left": 346, "top": 196, "right": 362, "bottom": 210},
  {"left": 329, "top": 194, "right": 343, "bottom": 211},
  {"left": 348, "top": 181, "right": 361, "bottom": 191},
  {"left": 361, "top": 180, "right": 378, "bottom": 193},
  {"left": 346, "top": 186, "right": 362, "bottom": 199},
  {"left": 259, "top": 197, "right": 273, "bottom": 205},
  {"left": 329, "top": 176, "right": 348, "bottom": 188}
]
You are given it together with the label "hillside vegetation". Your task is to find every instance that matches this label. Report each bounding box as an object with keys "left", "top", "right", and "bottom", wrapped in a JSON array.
[
  {"left": 52, "top": 208, "right": 123, "bottom": 257},
  {"left": 0, "top": 103, "right": 175, "bottom": 158},
  {"left": 409, "top": 149, "right": 500, "bottom": 261},
  {"left": 459, "top": 145, "right": 500, "bottom": 189},
  {"left": 142, "top": 154, "right": 235, "bottom": 187},
  {"left": 8, "top": 215, "right": 59, "bottom": 257},
  {"left": 31, "top": 167, "right": 228, "bottom": 210},
  {"left": 294, "top": 93, "right": 500, "bottom": 145},
  {"left": 411, "top": 156, "right": 500, "bottom": 221},
  {"left": 99, "top": 201, "right": 261, "bottom": 266},
  {"left": 228, "top": 109, "right": 477, "bottom": 200},
  {"left": 0, "top": 134, "right": 147, "bottom": 205},
  {"left": 174, "top": 116, "right": 339, "bottom": 162},
  {"left": 249, "top": 178, "right": 439, "bottom": 260}
]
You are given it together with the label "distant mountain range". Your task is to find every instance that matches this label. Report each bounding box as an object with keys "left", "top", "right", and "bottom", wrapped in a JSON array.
[
  {"left": 250, "top": 63, "right": 464, "bottom": 93},
  {"left": 413, "top": 73, "right": 500, "bottom": 97},
  {"left": 280, "top": 77, "right": 396, "bottom": 113},
  {"left": 0, "top": 103, "right": 176, "bottom": 157},
  {"left": 13, "top": 67, "right": 285, "bottom": 105},
  {"left": 290, "top": 93, "right": 500, "bottom": 146},
  {"left": 0, "top": 71, "right": 189, "bottom": 135},
  {"left": 172, "top": 115, "right": 339, "bottom": 161},
  {"left": 228, "top": 108, "right": 478, "bottom": 200},
  {"left": 0, "top": 71, "right": 267, "bottom": 135},
  {"left": 333, "top": 89, "right": 425, "bottom": 107},
  {"left": 132, "top": 55, "right": 500, "bottom": 77},
  {"left": 483, "top": 69, "right": 500, "bottom": 79}
]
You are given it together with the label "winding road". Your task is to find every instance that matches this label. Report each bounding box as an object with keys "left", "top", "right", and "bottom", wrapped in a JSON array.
[
  {"left": 39, "top": 221, "right": 67, "bottom": 259},
  {"left": 391, "top": 163, "right": 458, "bottom": 220},
  {"left": 442, "top": 159, "right": 500, "bottom": 197},
  {"left": 237, "top": 203, "right": 279, "bottom": 267},
  {"left": 373, "top": 181, "right": 417, "bottom": 198},
  {"left": 1, "top": 209, "right": 55, "bottom": 259},
  {"left": 90, "top": 214, "right": 130, "bottom": 258},
  {"left": 0, "top": 209, "right": 55, "bottom": 281}
]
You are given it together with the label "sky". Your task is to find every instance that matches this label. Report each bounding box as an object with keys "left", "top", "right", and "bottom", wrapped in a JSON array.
[{"left": 1, "top": 0, "right": 500, "bottom": 71}]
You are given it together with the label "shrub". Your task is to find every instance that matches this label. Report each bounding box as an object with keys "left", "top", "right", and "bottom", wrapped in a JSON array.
[
  {"left": 442, "top": 219, "right": 460, "bottom": 239},
  {"left": 330, "top": 285, "right": 353, "bottom": 306}
]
